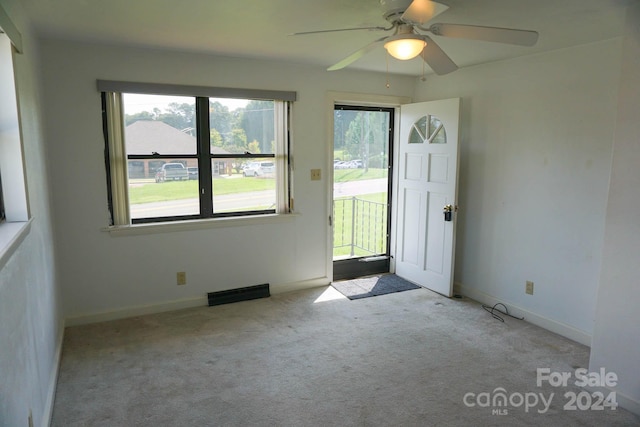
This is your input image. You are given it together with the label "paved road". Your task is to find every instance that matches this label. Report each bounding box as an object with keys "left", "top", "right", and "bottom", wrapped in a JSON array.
[
  {"left": 130, "top": 178, "right": 388, "bottom": 219},
  {"left": 333, "top": 178, "right": 387, "bottom": 198}
]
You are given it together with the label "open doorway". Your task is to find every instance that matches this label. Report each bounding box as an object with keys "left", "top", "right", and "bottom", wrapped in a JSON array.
[{"left": 332, "top": 105, "right": 394, "bottom": 280}]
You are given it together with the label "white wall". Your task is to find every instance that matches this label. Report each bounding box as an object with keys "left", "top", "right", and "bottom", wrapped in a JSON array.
[
  {"left": 412, "top": 39, "right": 623, "bottom": 343},
  {"left": 590, "top": 3, "right": 640, "bottom": 415},
  {"left": 0, "top": 1, "right": 62, "bottom": 426},
  {"left": 38, "top": 40, "right": 415, "bottom": 322}
]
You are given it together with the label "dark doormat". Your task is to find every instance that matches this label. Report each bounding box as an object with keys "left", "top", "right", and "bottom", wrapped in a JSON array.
[{"left": 331, "top": 274, "right": 421, "bottom": 300}]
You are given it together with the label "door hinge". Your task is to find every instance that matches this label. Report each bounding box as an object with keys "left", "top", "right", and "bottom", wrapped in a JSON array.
[{"left": 329, "top": 215, "right": 332, "bottom": 226}]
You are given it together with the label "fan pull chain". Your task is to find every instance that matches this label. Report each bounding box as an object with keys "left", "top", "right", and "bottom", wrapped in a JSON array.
[
  {"left": 385, "top": 51, "right": 390, "bottom": 88},
  {"left": 421, "top": 50, "right": 427, "bottom": 81}
]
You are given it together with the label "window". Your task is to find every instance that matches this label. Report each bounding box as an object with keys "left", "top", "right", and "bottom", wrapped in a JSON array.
[
  {"left": 0, "top": 17, "right": 31, "bottom": 267},
  {"left": 0, "top": 29, "right": 28, "bottom": 225},
  {"left": 100, "top": 82, "right": 295, "bottom": 225}
]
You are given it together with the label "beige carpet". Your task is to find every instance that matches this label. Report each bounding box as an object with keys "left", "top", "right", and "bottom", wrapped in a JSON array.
[{"left": 51, "top": 286, "right": 640, "bottom": 426}]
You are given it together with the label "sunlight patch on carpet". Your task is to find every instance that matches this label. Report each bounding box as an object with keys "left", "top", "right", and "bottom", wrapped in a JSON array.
[{"left": 313, "top": 286, "right": 349, "bottom": 303}]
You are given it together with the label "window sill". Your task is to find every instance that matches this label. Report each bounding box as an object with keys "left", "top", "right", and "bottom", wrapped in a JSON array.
[
  {"left": 0, "top": 219, "right": 33, "bottom": 270},
  {"left": 103, "top": 212, "right": 300, "bottom": 237}
]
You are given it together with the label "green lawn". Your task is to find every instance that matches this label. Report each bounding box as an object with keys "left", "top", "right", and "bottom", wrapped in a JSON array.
[
  {"left": 129, "top": 169, "right": 386, "bottom": 205},
  {"left": 333, "top": 192, "right": 388, "bottom": 258},
  {"left": 129, "top": 176, "right": 275, "bottom": 204}
]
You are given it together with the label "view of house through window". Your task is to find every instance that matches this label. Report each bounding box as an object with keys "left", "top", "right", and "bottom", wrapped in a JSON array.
[{"left": 120, "top": 94, "right": 281, "bottom": 223}]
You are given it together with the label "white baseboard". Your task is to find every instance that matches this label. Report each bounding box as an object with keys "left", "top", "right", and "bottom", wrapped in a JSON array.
[
  {"left": 613, "top": 390, "right": 640, "bottom": 416},
  {"left": 65, "top": 296, "right": 207, "bottom": 326},
  {"left": 271, "top": 276, "right": 331, "bottom": 295},
  {"left": 43, "top": 319, "right": 65, "bottom": 427},
  {"left": 455, "top": 282, "right": 592, "bottom": 347},
  {"left": 65, "top": 278, "right": 332, "bottom": 326},
  {"left": 583, "top": 385, "right": 640, "bottom": 416}
]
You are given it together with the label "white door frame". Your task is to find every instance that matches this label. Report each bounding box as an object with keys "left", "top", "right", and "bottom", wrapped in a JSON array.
[{"left": 325, "top": 92, "right": 411, "bottom": 282}]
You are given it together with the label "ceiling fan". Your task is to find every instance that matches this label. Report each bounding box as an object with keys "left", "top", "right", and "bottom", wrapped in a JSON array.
[{"left": 291, "top": 0, "right": 539, "bottom": 75}]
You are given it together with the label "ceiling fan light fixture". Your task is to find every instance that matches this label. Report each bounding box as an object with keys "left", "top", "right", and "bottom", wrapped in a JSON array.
[{"left": 384, "top": 35, "right": 426, "bottom": 60}]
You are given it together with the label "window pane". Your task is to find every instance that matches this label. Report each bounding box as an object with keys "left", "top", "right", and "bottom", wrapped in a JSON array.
[
  {"left": 429, "top": 115, "right": 447, "bottom": 144},
  {"left": 122, "top": 94, "right": 197, "bottom": 163},
  {"left": 213, "top": 157, "right": 276, "bottom": 214},
  {"left": 333, "top": 108, "right": 391, "bottom": 260},
  {"left": 122, "top": 94, "right": 199, "bottom": 220},
  {"left": 128, "top": 158, "right": 199, "bottom": 220},
  {"left": 409, "top": 116, "right": 428, "bottom": 144},
  {"left": 209, "top": 98, "right": 275, "bottom": 155}
]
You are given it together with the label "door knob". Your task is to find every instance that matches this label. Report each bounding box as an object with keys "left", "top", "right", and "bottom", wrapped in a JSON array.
[{"left": 443, "top": 204, "right": 453, "bottom": 222}]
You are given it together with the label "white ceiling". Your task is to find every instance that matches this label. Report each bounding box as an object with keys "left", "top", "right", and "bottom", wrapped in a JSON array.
[{"left": 23, "top": 0, "right": 629, "bottom": 76}]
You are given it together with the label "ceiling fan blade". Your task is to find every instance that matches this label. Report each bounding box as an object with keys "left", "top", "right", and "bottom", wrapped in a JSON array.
[
  {"left": 327, "top": 36, "right": 388, "bottom": 71},
  {"left": 429, "top": 23, "right": 539, "bottom": 46},
  {"left": 401, "top": 0, "right": 449, "bottom": 26},
  {"left": 421, "top": 35, "right": 458, "bottom": 75},
  {"left": 290, "top": 26, "right": 388, "bottom": 36}
]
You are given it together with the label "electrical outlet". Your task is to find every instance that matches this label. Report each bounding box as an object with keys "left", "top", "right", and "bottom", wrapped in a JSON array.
[
  {"left": 526, "top": 280, "right": 534, "bottom": 295},
  {"left": 310, "top": 169, "right": 321, "bottom": 181},
  {"left": 177, "top": 272, "right": 187, "bottom": 286}
]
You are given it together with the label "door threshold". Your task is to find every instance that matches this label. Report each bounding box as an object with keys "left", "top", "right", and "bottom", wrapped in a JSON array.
[
  {"left": 359, "top": 255, "right": 389, "bottom": 262},
  {"left": 333, "top": 257, "right": 390, "bottom": 281}
]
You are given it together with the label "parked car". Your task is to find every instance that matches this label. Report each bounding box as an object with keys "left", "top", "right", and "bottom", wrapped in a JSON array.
[
  {"left": 187, "top": 167, "right": 198, "bottom": 180},
  {"left": 155, "top": 163, "right": 189, "bottom": 182},
  {"left": 344, "top": 160, "right": 357, "bottom": 169},
  {"left": 243, "top": 161, "right": 275, "bottom": 177},
  {"left": 334, "top": 159, "right": 363, "bottom": 169},
  {"left": 241, "top": 162, "right": 257, "bottom": 172},
  {"left": 334, "top": 161, "right": 349, "bottom": 169}
]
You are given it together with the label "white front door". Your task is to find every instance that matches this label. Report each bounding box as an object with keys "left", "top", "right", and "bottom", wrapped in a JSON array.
[{"left": 395, "top": 98, "right": 460, "bottom": 296}]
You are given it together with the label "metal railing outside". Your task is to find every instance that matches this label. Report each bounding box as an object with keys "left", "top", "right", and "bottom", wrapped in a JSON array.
[{"left": 333, "top": 197, "right": 387, "bottom": 258}]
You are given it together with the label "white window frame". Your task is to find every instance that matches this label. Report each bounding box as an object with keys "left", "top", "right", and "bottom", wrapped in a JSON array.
[
  {"left": 100, "top": 81, "right": 296, "bottom": 227},
  {"left": 0, "top": 8, "right": 32, "bottom": 270}
]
